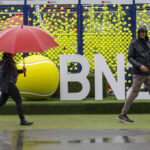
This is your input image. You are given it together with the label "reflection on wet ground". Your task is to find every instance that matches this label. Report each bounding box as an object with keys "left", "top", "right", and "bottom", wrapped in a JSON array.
[{"left": 1, "top": 130, "right": 150, "bottom": 150}]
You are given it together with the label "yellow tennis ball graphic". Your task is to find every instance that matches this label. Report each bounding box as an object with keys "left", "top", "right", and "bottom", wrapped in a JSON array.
[{"left": 16, "top": 55, "right": 59, "bottom": 100}]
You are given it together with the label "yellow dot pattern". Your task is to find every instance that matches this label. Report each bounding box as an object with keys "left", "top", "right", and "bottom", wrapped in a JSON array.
[
  {"left": 30, "top": 4, "right": 78, "bottom": 69},
  {"left": 136, "top": 4, "right": 150, "bottom": 38},
  {"left": 0, "top": 4, "right": 149, "bottom": 90},
  {"left": 83, "top": 4, "right": 133, "bottom": 75}
]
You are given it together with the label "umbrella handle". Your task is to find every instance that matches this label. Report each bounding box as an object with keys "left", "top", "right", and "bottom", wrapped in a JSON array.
[
  {"left": 23, "top": 57, "right": 26, "bottom": 77},
  {"left": 24, "top": 69, "right": 26, "bottom": 77}
]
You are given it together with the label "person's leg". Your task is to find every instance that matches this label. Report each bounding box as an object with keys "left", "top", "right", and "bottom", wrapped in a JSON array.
[
  {"left": 118, "top": 74, "right": 146, "bottom": 123},
  {"left": 0, "top": 92, "right": 9, "bottom": 107},
  {"left": 121, "top": 74, "right": 145, "bottom": 115},
  {"left": 8, "top": 83, "right": 25, "bottom": 120},
  {"left": 8, "top": 83, "right": 33, "bottom": 125},
  {"left": 144, "top": 75, "right": 150, "bottom": 93}
]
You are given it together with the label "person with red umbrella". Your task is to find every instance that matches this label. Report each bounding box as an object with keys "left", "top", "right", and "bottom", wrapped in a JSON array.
[
  {"left": 0, "top": 52, "right": 33, "bottom": 125},
  {"left": 0, "top": 25, "right": 58, "bottom": 125}
]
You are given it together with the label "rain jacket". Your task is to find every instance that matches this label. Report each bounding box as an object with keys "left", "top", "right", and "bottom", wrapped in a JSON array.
[
  {"left": 128, "top": 25, "right": 150, "bottom": 75},
  {"left": 0, "top": 58, "right": 23, "bottom": 93}
]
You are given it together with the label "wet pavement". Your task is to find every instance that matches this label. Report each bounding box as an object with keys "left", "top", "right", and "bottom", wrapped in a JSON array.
[{"left": 0, "top": 130, "right": 150, "bottom": 150}]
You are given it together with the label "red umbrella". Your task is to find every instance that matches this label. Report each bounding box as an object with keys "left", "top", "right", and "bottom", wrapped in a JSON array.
[
  {"left": 0, "top": 25, "right": 59, "bottom": 77},
  {"left": 0, "top": 25, "right": 58, "bottom": 54}
]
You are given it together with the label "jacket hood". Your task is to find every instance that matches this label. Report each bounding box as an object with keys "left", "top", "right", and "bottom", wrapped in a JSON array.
[{"left": 138, "top": 25, "right": 148, "bottom": 32}]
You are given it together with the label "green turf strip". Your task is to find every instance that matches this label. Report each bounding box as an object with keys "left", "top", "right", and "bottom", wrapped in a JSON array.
[
  {"left": 9, "top": 97, "right": 150, "bottom": 103},
  {"left": 0, "top": 114, "right": 150, "bottom": 130},
  {"left": 0, "top": 98, "right": 150, "bottom": 115},
  {"left": 1, "top": 98, "right": 150, "bottom": 114}
]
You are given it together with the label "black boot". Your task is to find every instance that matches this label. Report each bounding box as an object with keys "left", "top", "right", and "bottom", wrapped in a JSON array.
[{"left": 20, "top": 119, "right": 34, "bottom": 126}]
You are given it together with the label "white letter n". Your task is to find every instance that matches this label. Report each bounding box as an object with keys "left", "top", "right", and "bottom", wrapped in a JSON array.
[{"left": 94, "top": 54, "right": 125, "bottom": 100}]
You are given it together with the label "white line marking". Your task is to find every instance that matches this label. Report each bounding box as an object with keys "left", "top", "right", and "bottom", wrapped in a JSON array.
[
  {"left": 18, "top": 61, "right": 54, "bottom": 66},
  {"left": 20, "top": 90, "right": 56, "bottom": 97}
]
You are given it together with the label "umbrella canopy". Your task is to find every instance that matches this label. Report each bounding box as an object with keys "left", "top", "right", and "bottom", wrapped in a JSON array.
[{"left": 0, "top": 25, "right": 59, "bottom": 54}]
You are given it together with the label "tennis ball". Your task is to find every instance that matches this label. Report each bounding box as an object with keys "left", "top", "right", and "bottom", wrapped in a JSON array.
[
  {"left": 11, "top": 7, "right": 14, "bottom": 10},
  {"left": 16, "top": 55, "right": 59, "bottom": 100}
]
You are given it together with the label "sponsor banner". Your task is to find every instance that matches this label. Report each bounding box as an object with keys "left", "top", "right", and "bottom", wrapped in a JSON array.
[
  {"left": 1, "top": 0, "right": 149, "bottom": 5},
  {"left": 60, "top": 54, "right": 150, "bottom": 100},
  {"left": 0, "top": 0, "right": 24, "bottom": 5},
  {"left": 0, "top": 0, "right": 78, "bottom": 5},
  {"left": 136, "top": 0, "right": 150, "bottom": 4},
  {"left": 81, "top": 0, "right": 133, "bottom": 5},
  {"left": 27, "top": 0, "right": 78, "bottom": 5}
]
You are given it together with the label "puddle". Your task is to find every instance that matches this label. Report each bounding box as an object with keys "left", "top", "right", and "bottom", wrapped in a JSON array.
[{"left": 0, "top": 130, "right": 150, "bottom": 150}]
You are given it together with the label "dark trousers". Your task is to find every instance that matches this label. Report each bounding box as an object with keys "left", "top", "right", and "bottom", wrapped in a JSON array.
[{"left": 0, "top": 83, "right": 25, "bottom": 120}]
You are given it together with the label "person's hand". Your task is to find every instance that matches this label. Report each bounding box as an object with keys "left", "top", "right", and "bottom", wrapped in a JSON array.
[
  {"left": 22, "top": 67, "right": 26, "bottom": 74},
  {"left": 141, "top": 65, "right": 149, "bottom": 72}
]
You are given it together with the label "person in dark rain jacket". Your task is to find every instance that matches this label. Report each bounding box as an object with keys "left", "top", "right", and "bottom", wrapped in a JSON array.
[
  {"left": 0, "top": 52, "right": 33, "bottom": 125},
  {"left": 118, "top": 25, "right": 150, "bottom": 123}
]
